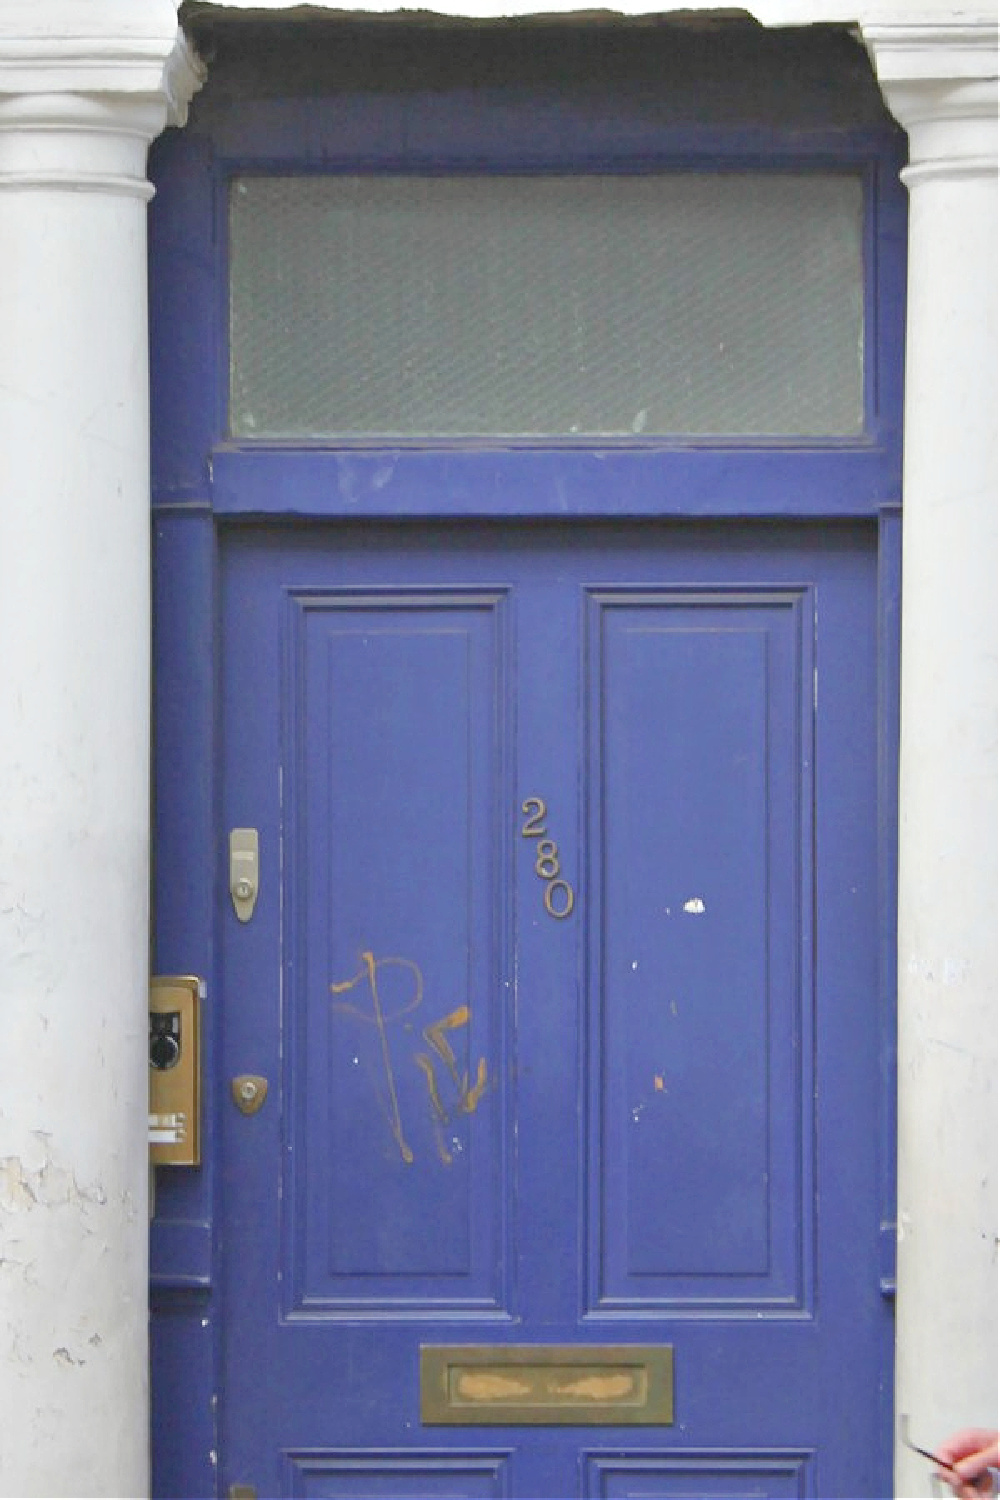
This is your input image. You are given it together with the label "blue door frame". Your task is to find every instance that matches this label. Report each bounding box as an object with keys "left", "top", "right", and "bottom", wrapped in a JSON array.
[{"left": 148, "top": 22, "right": 904, "bottom": 1497}]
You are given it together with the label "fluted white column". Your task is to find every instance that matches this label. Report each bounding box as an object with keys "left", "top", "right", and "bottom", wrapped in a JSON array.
[
  {"left": 864, "top": 21, "right": 999, "bottom": 1498},
  {"left": 0, "top": 5, "right": 202, "bottom": 1494}
]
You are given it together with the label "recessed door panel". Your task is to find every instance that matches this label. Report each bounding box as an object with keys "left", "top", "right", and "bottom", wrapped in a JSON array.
[
  {"left": 286, "top": 589, "right": 511, "bottom": 1310},
  {"left": 588, "top": 590, "right": 811, "bottom": 1309}
]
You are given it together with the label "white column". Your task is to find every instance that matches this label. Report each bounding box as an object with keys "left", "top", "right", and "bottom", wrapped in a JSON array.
[
  {"left": 864, "top": 21, "right": 999, "bottom": 1498},
  {"left": 0, "top": 5, "right": 202, "bottom": 1495}
]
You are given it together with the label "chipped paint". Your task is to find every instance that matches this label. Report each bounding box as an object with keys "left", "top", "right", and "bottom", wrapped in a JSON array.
[
  {"left": 0, "top": 1147, "right": 107, "bottom": 1215},
  {"left": 906, "top": 954, "right": 972, "bottom": 985},
  {"left": 683, "top": 897, "right": 706, "bottom": 914}
]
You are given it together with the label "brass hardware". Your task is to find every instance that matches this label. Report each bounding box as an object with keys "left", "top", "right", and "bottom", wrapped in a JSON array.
[
  {"left": 521, "top": 798, "right": 576, "bottom": 919},
  {"left": 149, "top": 977, "right": 202, "bottom": 1166},
  {"left": 231, "top": 1074, "right": 268, "bottom": 1116},
  {"left": 229, "top": 828, "right": 259, "bottom": 922},
  {"left": 521, "top": 797, "right": 547, "bottom": 837},
  {"left": 420, "top": 1344, "right": 673, "bottom": 1426},
  {"left": 543, "top": 878, "right": 575, "bottom": 919}
]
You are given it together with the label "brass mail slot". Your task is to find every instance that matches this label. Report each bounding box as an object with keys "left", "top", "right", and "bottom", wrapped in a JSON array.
[{"left": 420, "top": 1344, "right": 673, "bottom": 1426}]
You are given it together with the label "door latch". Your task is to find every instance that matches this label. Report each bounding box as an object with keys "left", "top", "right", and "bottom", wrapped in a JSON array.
[{"left": 229, "top": 828, "right": 259, "bottom": 922}]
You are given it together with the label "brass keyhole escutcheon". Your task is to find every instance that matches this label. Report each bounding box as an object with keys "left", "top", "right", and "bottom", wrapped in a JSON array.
[{"left": 231, "top": 1074, "right": 268, "bottom": 1116}]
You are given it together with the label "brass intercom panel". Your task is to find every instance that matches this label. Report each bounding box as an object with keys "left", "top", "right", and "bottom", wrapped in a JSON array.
[{"left": 149, "top": 976, "right": 202, "bottom": 1166}]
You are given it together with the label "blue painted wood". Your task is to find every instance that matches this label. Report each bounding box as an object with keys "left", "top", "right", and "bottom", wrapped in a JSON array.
[
  {"left": 876, "top": 507, "right": 903, "bottom": 1493},
  {"left": 150, "top": 511, "right": 221, "bottom": 1500},
  {"left": 217, "top": 521, "right": 888, "bottom": 1498},
  {"left": 878, "top": 508, "right": 903, "bottom": 1294},
  {"left": 208, "top": 446, "right": 901, "bottom": 521},
  {"left": 588, "top": 589, "right": 808, "bottom": 1309},
  {"left": 151, "top": 1291, "right": 218, "bottom": 1500},
  {"left": 150, "top": 511, "right": 218, "bottom": 1275},
  {"left": 584, "top": 1451, "right": 815, "bottom": 1498},
  {"left": 148, "top": 132, "right": 217, "bottom": 503},
  {"left": 283, "top": 1451, "right": 511, "bottom": 1497},
  {"left": 294, "top": 588, "right": 509, "bottom": 1305},
  {"left": 150, "top": 1218, "right": 213, "bottom": 1289}
]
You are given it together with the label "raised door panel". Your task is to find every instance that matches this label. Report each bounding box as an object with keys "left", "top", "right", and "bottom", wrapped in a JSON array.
[
  {"left": 285, "top": 588, "right": 512, "bottom": 1313},
  {"left": 586, "top": 590, "right": 812, "bottom": 1313}
]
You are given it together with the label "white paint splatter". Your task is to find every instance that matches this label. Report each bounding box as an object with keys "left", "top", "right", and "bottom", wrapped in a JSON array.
[
  {"left": 907, "top": 955, "right": 971, "bottom": 986},
  {"left": 943, "top": 957, "right": 970, "bottom": 986},
  {"left": 683, "top": 898, "right": 706, "bottom": 914}
]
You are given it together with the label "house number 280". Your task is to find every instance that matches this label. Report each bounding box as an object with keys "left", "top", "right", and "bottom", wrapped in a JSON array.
[{"left": 520, "top": 798, "right": 575, "bottom": 919}]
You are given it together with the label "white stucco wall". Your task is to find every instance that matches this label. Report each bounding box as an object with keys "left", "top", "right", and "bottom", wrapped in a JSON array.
[
  {"left": 872, "top": 34, "right": 998, "bottom": 1491},
  {"left": 0, "top": 7, "right": 200, "bottom": 1494}
]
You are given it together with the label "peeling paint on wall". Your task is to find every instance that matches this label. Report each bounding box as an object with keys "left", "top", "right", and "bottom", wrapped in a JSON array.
[{"left": 0, "top": 1142, "right": 107, "bottom": 1216}]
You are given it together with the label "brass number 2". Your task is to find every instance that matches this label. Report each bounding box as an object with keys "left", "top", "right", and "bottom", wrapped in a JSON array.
[
  {"left": 521, "top": 797, "right": 547, "bottom": 837},
  {"left": 521, "top": 799, "right": 575, "bottom": 919}
]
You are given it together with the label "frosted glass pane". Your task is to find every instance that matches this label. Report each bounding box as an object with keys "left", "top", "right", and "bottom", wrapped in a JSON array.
[{"left": 229, "top": 174, "right": 863, "bottom": 439}]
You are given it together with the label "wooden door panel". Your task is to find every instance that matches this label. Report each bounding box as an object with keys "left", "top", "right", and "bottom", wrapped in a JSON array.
[
  {"left": 287, "top": 587, "right": 511, "bottom": 1311},
  {"left": 588, "top": 589, "right": 810, "bottom": 1310}
]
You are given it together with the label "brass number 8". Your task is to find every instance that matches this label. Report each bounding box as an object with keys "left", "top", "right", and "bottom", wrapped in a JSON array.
[{"left": 534, "top": 839, "right": 560, "bottom": 880}]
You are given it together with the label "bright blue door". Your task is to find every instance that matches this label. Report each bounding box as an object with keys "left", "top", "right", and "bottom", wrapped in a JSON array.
[{"left": 218, "top": 518, "right": 887, "bottom": 1497}]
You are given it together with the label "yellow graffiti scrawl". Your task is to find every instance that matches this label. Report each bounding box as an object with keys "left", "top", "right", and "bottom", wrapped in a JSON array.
[
  {"left": 416, "top": 1005, "right": 489, "bottom": 1164},
  {"left": 330, "top": 952, "right": 488, "bottom": 1166}
]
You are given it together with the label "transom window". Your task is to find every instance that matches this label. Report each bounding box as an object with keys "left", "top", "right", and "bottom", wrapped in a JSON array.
[{"left": 228, "top": 171, "right": 864, "bottom": 442}]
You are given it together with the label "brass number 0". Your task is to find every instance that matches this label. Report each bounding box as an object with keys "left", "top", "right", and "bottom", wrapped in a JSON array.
[
  {"left": 543, "top": 879, "right": 574, "bottom": 919},
  {"left": 521, "top": 799, "right": 575, "bottom": 919}
]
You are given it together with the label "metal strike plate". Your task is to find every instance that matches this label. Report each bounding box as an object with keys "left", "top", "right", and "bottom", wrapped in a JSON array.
[
  {"left": 420, "top": 1344, "right": 673, "bottom": 1426},
  {"left": 230, "top": 827, "right": 259, "bottom": 922},
  {"left": 149, "top": 977, "right": 202, "bottom": 1166}
]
